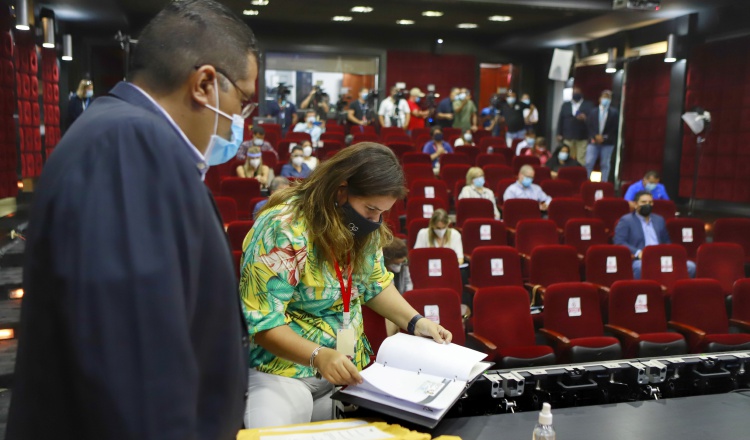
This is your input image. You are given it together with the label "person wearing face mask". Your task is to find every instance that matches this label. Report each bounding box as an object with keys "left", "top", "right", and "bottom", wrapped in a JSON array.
[
  {"left": 281, "top": 145, "right": 312, "bottom": 179},
  {"left": 237, "top": 146, "right": 274, "bottom": 187},
  {"left": 241, "top": 143, "right": 451, "bottom": 428},
  {"left": 377, "top": 86, "right": 411, "bottom": 128},
  {"left": 452, "top": 88, "right": 478, "bottom": 132},
  {"left": 413, "top": 209, "right": 464, "bottom": 265},
  {"left": 453, "top": 129, "right": 476, "bottom": 147},
  {"left": 293, "top": 110, "right": 323, "bottom": 143},
  {"left": 66, "top": 79, "right": 95, "bottom": 129},
  {"left": 407, "top": 87, "right": 430, "bottom": 134},
  {"left": 522, "top": 137, "right": 552, "bottom": 166},
  {"left": 383, "top": 238, "right": 413, "bottom": 295},
  {"left": 515, "top": 129, "right": 537, "bottom": 156},
  {"left": 503, "top": 165, "right": 552, "bottom": 211},
  {"left": 421, "top": 126, "right": 454, "bottom": 169},
  {"left": 346, "top": 88, "right": 371, "bottom": 128},
  {"left": 623, "top": 170, "right": 670, "bottom": 210},
  {"left": 237, "top": 125, "right": 278, "bottom": 161},
  {"left": 585, "top": 90, "right": 619, "bottom": 182},
  {"left": 8, "top": 2, "right": 257, "bottom": 438},
  {"left": 557, "top": 86, "right": 594, "bottom": 162},
  {"left": 614, "top": 191, "right": 695, "bottom": 279},
  {"left": 520, "top": 93, "right": 539, "bottom": 131},
  {"left": 546, "top": 145, "right": 582, "bottom": 179},
  {"left": 265, "top": 90, "right": 297, "bottom": 137},
  {"left": 435, "top": 87, "right": 459, "bottom": 129},
  {"left": 458, "top": 167, "right": 501, "bottom": 220},
  {"left": 498, "top": 90, "right": 529, "bottom": 149},
  {"left": 300, "top": 141, "right": 319, "bottom": 171}
]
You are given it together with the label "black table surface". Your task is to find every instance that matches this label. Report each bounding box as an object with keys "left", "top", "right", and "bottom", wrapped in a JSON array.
[{"left": 431, "top": 391, "right": 750, "bottom": 439}]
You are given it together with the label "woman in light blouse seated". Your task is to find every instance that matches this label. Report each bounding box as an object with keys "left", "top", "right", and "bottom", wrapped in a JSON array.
[
  {"left": 457, "top": 166, "right": 501, "bottom": 220},
  {"left": 236, "top": 146, "right": 274, "bottom": 189},
  {"left": 413, "top": 209, "right": 464, "bottom": 265}
]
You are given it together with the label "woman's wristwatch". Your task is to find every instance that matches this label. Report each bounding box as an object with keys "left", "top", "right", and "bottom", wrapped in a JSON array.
[{"left": 407, "top": 314, "right": 425, "bottom": 335}]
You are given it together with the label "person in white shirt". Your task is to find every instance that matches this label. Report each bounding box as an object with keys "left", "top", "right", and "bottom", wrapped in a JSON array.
[
  {"left": 503, "top": 164, "right": 552, "bottom": 210},
  {"left": 453, "top": 129, "right": 476, "bottom": 147},
  {"left": 292, "top": 110, "right": 323, "bottom": 143},
  {"left": 457, "top": 167, "right": 500, "bottom": 220},
  {"left": 378, "top": 86, "right": 411, "bottom": 128},
  {"left": 515, "top": 130, "right": 536, "bottom": 156},
  {"left": 413, "top": 209, "right": 464, "bottom": 264},
  {"left": 300, "top": 140, "right": 318, "bottom": 171}
]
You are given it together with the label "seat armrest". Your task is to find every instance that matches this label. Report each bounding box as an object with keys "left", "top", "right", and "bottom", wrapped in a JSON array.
[
  {"left": 729, "top": 318, "right": 750, "bottom": 333},
  {"left": 524, "top": 283, "right": 546, "bottom": 306},
  {"left": 465, "top": 284, "right": 478, "bottom": 294},
  {"left": 467, "top": 332, "right": 498, "bottom": 355},
  {"left": 506, "top": 227, "right": 517, "bottom": 234},
  {"left": 519, "top": 253, "right": 530, "bottom": 261},
  {"left": 604, "top": 324, "right": 640, "bottom": 343},
  {"left": 668, "top": 321, "right": 706, "bottom": 338},
  {"left": 539, "top": 328, "right": 571, "bottom": 351}
]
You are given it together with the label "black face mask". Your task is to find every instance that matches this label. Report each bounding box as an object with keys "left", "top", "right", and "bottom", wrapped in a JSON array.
[
  {"left": 638, "top": 204, "right": 653, "bottom": 217},
  {"left": 572, "top": 93, "right": 582, "bottom": 102},
  {"left": 434, "top": 133, "right": 444, "bottom": 142},
  {"left": 342, "top": 202, "right": 382, "bottom": 238}
]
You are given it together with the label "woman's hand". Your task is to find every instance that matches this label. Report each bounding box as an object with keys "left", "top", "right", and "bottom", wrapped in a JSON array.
[
  {"left": 414, "top": 318, "right": 452, "bottom": 344},
  {"left": 314, "top": 348, "right": 363, "bottom": 386}
]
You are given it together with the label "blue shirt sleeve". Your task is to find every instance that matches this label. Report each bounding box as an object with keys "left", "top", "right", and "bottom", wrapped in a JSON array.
[{"left": 624, "top": 181, "right": 643, "bottom": 201}]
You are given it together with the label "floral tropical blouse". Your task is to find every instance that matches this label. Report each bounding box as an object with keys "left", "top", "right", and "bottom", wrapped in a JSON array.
[{"left": 240, "top": 201, "right": 393, "bottom": 378}]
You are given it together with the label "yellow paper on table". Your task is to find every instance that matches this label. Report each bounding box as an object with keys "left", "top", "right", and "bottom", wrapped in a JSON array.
[{"left": 237, "top": 418, "right": 460, "bottom": 440}]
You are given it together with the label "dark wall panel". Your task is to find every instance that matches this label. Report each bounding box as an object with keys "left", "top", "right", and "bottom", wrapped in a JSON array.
[{"left": 386, "top": 51, "right": 476, "bottom": 104}]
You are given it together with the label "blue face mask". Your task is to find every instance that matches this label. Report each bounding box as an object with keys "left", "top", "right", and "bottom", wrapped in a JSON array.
[
  {"left": 85, "top": 90, "right": 93, "bottom": 98},
  {"left": 507, "top": 97, "right": 516, "bottom": 105},
  {"left": 645, "top": 182, "right": 657, "bottom": 192},
  {"left": 601, "top": 98, "right": 611, "bottom": 107},
  {"left": 526, "top": 138, "right": 535, "bottom": 146},
  {"left": 473, "top": 177, "right": 485, "bottom": 188},
  {"left": 522, "top": 177, "right": 533, "bottom": 188},
  {"left": 558, "top": 152, "right": 569, "bottom": 161},
  {"left": 522, "top": 99, "right": 530, "bottom": 105},
  {"left": 204, "top": 78, "right": 244, "bottom": 166}
]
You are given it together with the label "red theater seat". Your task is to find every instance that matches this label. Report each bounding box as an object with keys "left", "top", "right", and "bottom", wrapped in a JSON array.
[
  {"left": 410, "top": 179, "right": 449, "bottom": 204},
  {"left": 221, "top": 177, "right": 262, "bottom": 220},
  {"left": 403, "top": 289, "right": 465, "bottom": 346},
  {"left": 696, "top": 243, "right": 745, "bottom": 296},
  {"left": 226, "top": 221, "right": 255, "bottom": 251},
  {"left": 557, "top": 166, "right": 588, "bottom": 192},
  {"left": 408, "top": 248, "right": 463, "bottom": 301},
  {"left": 666, "top": 218, "right": 706, "bottom": 259},
  {"left": 541, "top": 180, "right": 576, "bottom": 199},
  {"left": 214, "top": 196, "right": 238, "bottom": 225},
  {"left": 713, "top": 218, "right": 750, "bottom": 263},
  {"left": 592, "top": 198, "right": 630, "bottom": 234},
  {"left": 456, "top": 198, "right": 495, "bottom": 228},
  {"left": 547, "top": 198, "right": 587, "bottom": 230},
  {"left": 466, "top": 246, "right": 523, "bottom": 292},
  {"left": 407, "top": 218, "right": 430, "bottom": 250},
  {"left": 641, "top": 244, "right": 691, "bottom": 296},
  {"left": 461, "top": 219, "right": 507, "bottom": 257},
  {"left": 580, "top": 182, "right": 615, "bottom": 209},
  {"left": 564, "top": 218, "right": 608, "bottom": 257},
  {"left": 405, "top": 197, "right": 448, "bottom": 228}
]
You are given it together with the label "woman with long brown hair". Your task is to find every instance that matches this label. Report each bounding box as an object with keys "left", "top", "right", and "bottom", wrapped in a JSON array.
[{"left": 241, "top": 142, "right": 451, "bottom": 428}]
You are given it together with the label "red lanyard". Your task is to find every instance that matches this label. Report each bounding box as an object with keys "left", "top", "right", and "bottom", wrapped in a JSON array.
[{"left": 333, "top": 256, "right": 353, "bottom": 326}]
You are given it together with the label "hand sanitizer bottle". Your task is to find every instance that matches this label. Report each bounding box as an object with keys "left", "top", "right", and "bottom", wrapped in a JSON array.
[{"left": 532, "top": 402, "right": 555, "bottom": 440}]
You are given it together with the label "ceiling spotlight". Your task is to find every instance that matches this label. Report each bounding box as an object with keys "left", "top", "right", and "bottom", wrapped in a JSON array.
[
  {"left": 15, "top": 0, "right": 29, "bottom": 30},
  {"left": 606, "top": 48, "right": 617, "bottom": 73},
  {"left": 489, "top": 15, "right": 512, "bottom": 22},
  {"left": 422, "top": 11, "right": 444, "bottom": 17},
  {"left": 351, "top": 6, "right": 373, "bottom": 13},
  {"left": 437, "top": 38, "right": 444, "bottom": 44},
  {"left": 396, "top": 19, "right": 415, "bottom": 25},
  {"left": 250, "top": 0, "right": 269, "bottom": 4},
  {"left": 332, "top": 16, "right": 353, "bottom": 21},
  {"left": 42, "top": 16, "right": 55, "bottom": 48},
  {"left": 457, "top": 23, "right": 478, "bottom": 29},
  {"left": 242, "top": 10, "right": 259, "bottom": 15},
  {"left": 62, "top": 34, "right": 73, "bottom": 61},
  {"left": 664, "top": 33, "right": 677, "bottom": 63}
]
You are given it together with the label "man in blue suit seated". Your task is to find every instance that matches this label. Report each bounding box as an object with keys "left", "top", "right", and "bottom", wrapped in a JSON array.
[{"left": 614, "top": 190, "right": 696, "bottom": 279}]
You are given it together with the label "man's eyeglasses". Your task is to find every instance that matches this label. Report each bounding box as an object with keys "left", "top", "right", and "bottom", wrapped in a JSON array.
[{"left": 196, "top": 65, "right": 258, "bottom": 119}]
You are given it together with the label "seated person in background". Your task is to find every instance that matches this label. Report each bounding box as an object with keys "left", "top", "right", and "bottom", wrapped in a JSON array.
[
  {"left": 383, "top": 238, "right": 413, "bottom": 294},
  {"left": 280, "top": 146, "right": 312, "bottom": 179},
  {"left": 624, "top": 170, "right": 670, "bottom": 210},
  {"left": 614, "top": 191, "right": 696, "bottom": 279},
  {"left": 522, "top": 136, "right": 552, "bottom": 166},
  {"left": 292, "top": 110, "right": 322, "bottom": 143},
  {"left": 300, "top": 140, "right": 319, "bottom": 171},
  {"left": 453, "top": 129, "right": 476, "bottom": 147},
  {"left": 546, "top": 144, "right": 582, "bottom": 178},
  {"left": 515, "top": 130, "right": 536, "bottom": 156},
  {"left": 422, "top": 126, "right": 454, "bottom": 169},
  {"left": 414, "top": 209, "right": 464, "bottom": 265},
  {"left": 237, "top": 125, "right": 278, "bottom": 161},
  {"left": 503, "top": 164, "right": 552, "bottom": 210},
  {"left": 457, "top": 167, "right": 501, "bottom": 220},
  {"left": 253, "top": 176, "right": 290, "bottom": 220},
  {"left": 236, "top": 146, "right": 274, "bottom": 189}
]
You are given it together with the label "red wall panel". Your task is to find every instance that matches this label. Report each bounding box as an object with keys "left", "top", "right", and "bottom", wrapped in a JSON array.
[
  {"left": 573, "top": 65, "right": 613, "bottom": 103},
  {"left": 386, "top": 51, "right": 476, "bottom": 103}
]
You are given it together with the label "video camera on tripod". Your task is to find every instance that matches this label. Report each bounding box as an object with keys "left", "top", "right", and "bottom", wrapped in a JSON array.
[
  {"left": 489, "top": 93, "right": 504, "bottom": 110},
  {"left": 274, "top": 82, "right": 292, "bottom": 101}
]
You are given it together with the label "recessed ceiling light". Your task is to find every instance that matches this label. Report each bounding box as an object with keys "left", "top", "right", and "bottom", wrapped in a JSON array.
[
  {"left": 251, "top": 0, "right": 269, "bottom": 5},
  {"left": 488, "top": 15, "right": 512, "bottom": 22},
  {"left": 351, "top": 6, "right": 373, "bottom": 13},
  {"left": 422, "top": 11, "right": 444, "bottom": 17},
  {"left": 332, "top": 16, "right": 353, "bottom": 22},
  {"left": 243, "top": 10, "right": 259, "bottom": 15},
  {"left": 457, "top": 23, "right": 478, "bottom": 29},
  {"left": 437, "top": 38, "right": 444, "bottom": 44},
  {"left": 396, "top": 19, "right": 415, "bottom": 25}
]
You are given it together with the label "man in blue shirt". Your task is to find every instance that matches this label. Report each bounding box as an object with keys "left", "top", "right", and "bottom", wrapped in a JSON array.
[
  {"left": 614, "top": 191, "right": 695, "bottom": 279},
  {"left": 624, "top": 170, "right": 670, "bottom": 209},
  {"left": 435, "top": 87, "right": 459, "bottom": 129},
  {"left": 503, "top": 165, "right": 552, "bottom": 210},
  {"left": 265, "top": 92, "right": 297, "bottom": 136}
]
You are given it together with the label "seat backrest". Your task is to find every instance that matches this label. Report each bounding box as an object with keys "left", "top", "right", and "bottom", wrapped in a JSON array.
[
  {"left": 666, "top": 218, "right": 706, "bottom": 259},
  {"left": 641, "top": 244, "right": 690, "bottom": 293},
  {"left": 547, "top": 198, "right": 587, "bottom": 229},
  {"left": 478, "top": 136, "right": 505, "bottom": 151},
  {"left": 261, "top": 151, "right": 278, "bottom": 169},
  {"left": 541, "top": 180, "right": 576, "bottom": 200},
  {"left": 402, "top": 152, "right": 432, "bottom": 166},
  {"left": 405, "top": 197, "right": 449, "bottom": 227},
  {"left": 407, "top": 218, "right": 430, "bottom": 249},
  {"left": 564, "top": 218, "right": 608, "bottom": 256},
  {"left": 352, "top": 133, "right": 379, "bottom": 143},
  {"left": 529, "top": 245, "right": 581, "bottom": 287},
  {"left": 593, "top": 198, "right": 631, "bottom": 231},
  {"left": 324, "top": 124, "right": 345, "bottom": 134},
  {"left": 608, "top": 280, "right": 668, "bottom": 334},
  {"left": 410, "top": 127, "right": 432, "bottom": 140},
  {"left": 403, "top": 163, "right": 435, "bottom": 189},
  {"left": 671, "top": 279, "right": 728, "bottom": 334},
  {"left": 403, "top": 289, "right": 465, "bottom": 346},
  {"left": 362, "top": 304, "right": 389, "bottom": 355},
  {"left": 469, "top": 246, "right": 523, "bottom": 288},
  {"left": 652, "top": 200, "right": 676, "bottom": 220},
  {"left": 543, "top": 282, "right": 604, "bottom": 338},
  {"left": 696, "top": 243, "right": 745, "bottom": 295},
  {"left": 456, "top": 198, "right": 495, "bottom": 228},
  {"left": 387, "top": 143, "right": 415, "bottom": 160},
  {"left": 320, "top": 132, "right": 345, "bottom": 143},
  {"left": 439, "top": 164, "right": 471, "bottom": 193},
  {"left": 226, "top": 220, "right": 255, "bottom": 252},
  {"left": 713, "top": 218, "right": 750, "bottom": 260},
  {"left": 498, "top": 178, "right": 520, "bottom": 202},
  {"left": 221, "top": 177, "right": 262, "bottom": 219},
  {"left": 580, "top": 182, "right": 615, "bottom": 208},
  {"left": 484, "top": 164, "right": 515, "bottom": 194},
  {"left": 515, "top": 219, "right": 560, "bottom": 256},
  {"left": 511, "top": 155, "right": 540, "bottom": 174},
  {"left": 214, "top": 196, "right": 238, "bottom": 224},
  {"left": 585, "top": 245, "right": 634, "bottom": 287},
  {"left": 493, "top": 147, "right": 514, "bottom": 164},
  {"left": 476, "top": 152, "right": 506, "bottom": 168},
  {"left": 557, "top": 166, "right": 589, "bottom": 192},
  {"left": 455, "top": 146, "right": 480, "bottom": 165},
  {"left": 384, "top": 134, "right": 412, "bottom": 143},
  {"left": 408, "top": 248, "right": 463, "bottom": 298},
  {"left": 259, "top": 123, "right": 281, "bottom": 138},
  {"left": 442, "top": 127, "right": 461, "bottom": 138},
  {"left": 474, "top": 286, "right": 536, "bottom": 349},
  {"left": 732, "top": 278, "right": 750, "bottom": 322},
  {"left": 285, "top": 131, "right": 312, "bottom": 142},
  {"left": 502, "top": 199, "right": 541, "bottom": 228},
  {"left": 439, "top": 152, "right": 472, "bottom": 168},
  {"left": 410, "top": 179, "right": 449, "bottom": 203},
  {"left": 462, "top": 219, "right": 507, "bottom": 256},
  {"left": 532, "top": 165, "right": 551, "bottom": 184}
]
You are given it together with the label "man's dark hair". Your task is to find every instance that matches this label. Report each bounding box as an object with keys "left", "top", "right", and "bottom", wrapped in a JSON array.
[
  {"left": 634, "top": 190, "right": 652, "bottom": 203},
  {"left": 383, "top": 238, "right": 408, "bottom": 262},
  {"left": 252, "top": 126, "right": 265, "bottom": 136},
  {"left": 644, "top": 170, "right": 660, "bottom": 180},
  {"left": 290, "top": 145, "right": 304, "bottom": 154},
  {"left": 130, "top": 0, "right": 258, "bottom": 94}
]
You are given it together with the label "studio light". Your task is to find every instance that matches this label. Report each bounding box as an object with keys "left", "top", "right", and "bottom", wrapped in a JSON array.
[
  {"left": 42, "top": 17, "right": 55, "bottom": 48},
  {"left": 62, "top": 34, "right": 72, "bottom": 61},
  {"left": 605, "top": 48, "right": 617, "bottom": 73},
  {"left": 15, "top": 0, "right": 30, "bottom": 30},
  {"left": 664, "top": 33, "right": 677, "bottom": 63}
]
